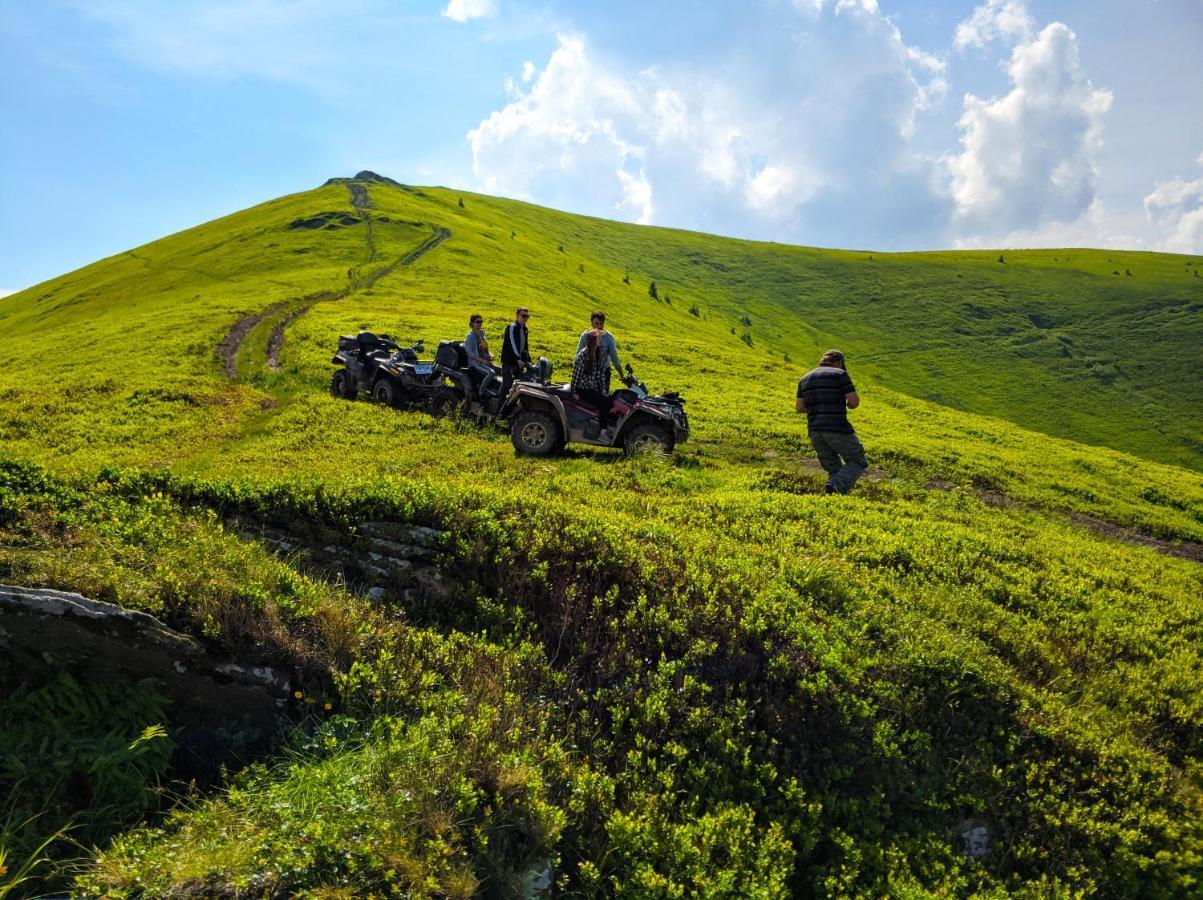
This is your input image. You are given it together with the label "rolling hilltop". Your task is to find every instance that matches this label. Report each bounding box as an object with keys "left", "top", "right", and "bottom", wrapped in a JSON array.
[{"left": 1, "top": 173, "right": 1201, "bottom": 897}]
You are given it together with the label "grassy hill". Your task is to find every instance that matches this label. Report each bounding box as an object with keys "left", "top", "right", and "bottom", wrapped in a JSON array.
[{"left": 1, "top": 173, "right": 1201, "bottom": 897}]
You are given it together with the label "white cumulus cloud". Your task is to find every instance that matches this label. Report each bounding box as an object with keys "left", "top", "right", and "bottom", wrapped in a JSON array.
[
  {"left": 468, "top": 3, "right": 949, "bottom": 248},
  {"left": 947, "top": 20, "right": 1112, "bottom": 241},
  {"left": 1143, "top": 152, "right": 1203, "bottom": 254},
  {"left": 442, "top": 0, "right": 495, "bottom": 23},
  {"left": 954, "top": 0, "right": 1035, "bottom": 50}
]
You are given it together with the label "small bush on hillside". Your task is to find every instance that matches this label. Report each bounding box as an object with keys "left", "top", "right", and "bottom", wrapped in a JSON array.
[
  {"left": 740, "top": 314, "right": 752, "bottom": 327},
  {"left": 689, "top": 304, "right": 700, "bottom": 317},
  {"left": 998, "top": 253, "right": 1006, "bottom": 264},
  {"left": 648, "top": 281, "right": 658, "bottom": 300},
  {"left": 623, "top": 272, "right": 630, "bottom": 285},
  {"left": 740, "top": 332, "right": 753, "bottom": 347},
  {"left": 457, "top": 198, "right": 464, "bottom": 208}
]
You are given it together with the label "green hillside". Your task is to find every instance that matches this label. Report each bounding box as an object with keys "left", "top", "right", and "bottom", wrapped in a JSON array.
[{"left": 1, "top": 173, "right": 1201, "bottom": 897}]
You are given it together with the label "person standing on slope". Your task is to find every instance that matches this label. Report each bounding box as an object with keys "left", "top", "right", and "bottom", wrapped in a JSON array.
[
  {"left": 576, "top": 311, "right": 623, "bottom": 387},
  {"left": 796, "top": 349, "right": 867, "bottom": 494},
  {"left": 501, "top": 307, "right": 532, "bottom": 397}
]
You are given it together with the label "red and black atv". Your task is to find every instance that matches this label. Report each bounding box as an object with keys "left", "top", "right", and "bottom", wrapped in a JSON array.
[{"left": 500, "top": 363, "right": 689, "bottom": 456}]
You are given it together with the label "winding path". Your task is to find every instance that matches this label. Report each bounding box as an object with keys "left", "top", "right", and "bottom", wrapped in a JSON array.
[{"left": 218, "top": 178, "right": 452, "bottom": 376}]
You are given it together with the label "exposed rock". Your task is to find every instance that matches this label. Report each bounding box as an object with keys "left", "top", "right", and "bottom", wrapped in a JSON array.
[
  {"left": 225, "top": 515, "right": 453, "bottom": 602},
  {"left": 358, "top": 521, "right": 442, "bottom": 547},
  {"left": 0, "top": 585, "right": 291, "bottom": 736},
  {"left": 957, "top": 820, "right": 992, "bottom": 859}
]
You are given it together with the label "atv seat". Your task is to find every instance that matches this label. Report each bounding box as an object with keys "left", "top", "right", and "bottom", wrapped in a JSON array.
[
  {"left": 355, "top": 331, "right": 387, "bottom": 358},
  {"left": 436, "top": 340, "right": 469, "bottom": 370}
]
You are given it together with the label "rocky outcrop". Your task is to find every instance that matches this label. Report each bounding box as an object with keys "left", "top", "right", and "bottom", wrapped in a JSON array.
[
  {"left": 0, "top": 585, "right": 291, "bottom": 733},
  {"left": 226, "top": 516, "right": 455, "bottom": 603}
]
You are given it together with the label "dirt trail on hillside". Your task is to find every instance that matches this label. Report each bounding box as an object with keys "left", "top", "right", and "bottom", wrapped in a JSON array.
[
  {"left": 349, "top": 181, "right": 377, "bottom": 278},
  {"left": 255, "top": 182, "right": 451, "bottom": 372},
  {"left": 362, "top": 225, "right": 450, "bottom": 286},
  {"left": 266, "top": 290, "right": 340, "bottom": 371},
  {"left": 217, "top": 303, "right": 286, "bottom": 378},
  {"left": 924, "top": 479, "right": 1202, "bottom": 562}
]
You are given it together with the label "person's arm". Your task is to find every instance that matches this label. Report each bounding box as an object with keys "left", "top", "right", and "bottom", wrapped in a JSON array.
[
  {"left": 796, "top": 396, "right": 806, "bottom": 414},
  {"left": 843, "top": 371, "right": 859, "bottom": 410},
  {"left": 606, "top": 332, "right": 622, "bottom": 374}
]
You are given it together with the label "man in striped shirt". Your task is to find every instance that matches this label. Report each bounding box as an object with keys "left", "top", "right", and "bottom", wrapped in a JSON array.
[{"left": 795, "top": 349, "right": 867, "bottom": 494}]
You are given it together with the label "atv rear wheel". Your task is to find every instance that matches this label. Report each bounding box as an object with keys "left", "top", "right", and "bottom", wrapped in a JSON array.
[
  {"left": 623, "top": 422, "right": 674, "bottom": 456},
  {"left": 330, "top": 369, "right": 355, "bottom": 399},
  {"left": 373, "top": 378, "right": 402, "bottom": 408},
  {"left": 511, "top": 409, "right": 562, "bottom": 456}
]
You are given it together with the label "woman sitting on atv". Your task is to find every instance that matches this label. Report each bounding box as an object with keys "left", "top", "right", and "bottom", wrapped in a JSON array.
[
  {"left": 571, "top": 329, "right": 612, "bottom": 440},
  {"left": 464, "top": 314, "right": 497, "bottom": 395}
]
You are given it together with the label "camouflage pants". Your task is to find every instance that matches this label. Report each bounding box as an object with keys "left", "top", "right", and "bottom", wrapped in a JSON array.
[{"left": 810, "top": 430, "right": 868, "bottom": 494}]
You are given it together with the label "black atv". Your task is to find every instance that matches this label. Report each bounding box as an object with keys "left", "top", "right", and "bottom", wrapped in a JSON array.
[
  {"left": 330, "top": 332, "right": 446, "bottom": 410},
  {"left": 433, "top": 340, "right": 506, "bottom": 419}
]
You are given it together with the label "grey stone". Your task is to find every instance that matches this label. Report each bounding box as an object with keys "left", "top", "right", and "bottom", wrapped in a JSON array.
[
  {"left": 0, "top": 584, "right": 291, "bottom": 733},
  {"left": 363, "top": 537, "right": 436, "bottom": 560},
  {"left": 357, "top": 521, "right": 442, "bottom": 547}
]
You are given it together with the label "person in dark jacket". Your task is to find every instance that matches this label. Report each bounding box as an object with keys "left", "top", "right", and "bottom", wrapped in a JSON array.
[
  {"left": 572, "top": 329, "right": 612, "bottom": 439},
  {"left": 796, "top": 349, "right": 866, "bottom": 494},
  {"left": 501, "top": 307, "right": 531, "bottom": 397}
]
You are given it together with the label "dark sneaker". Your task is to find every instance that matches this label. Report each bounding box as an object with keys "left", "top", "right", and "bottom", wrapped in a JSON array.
[{"left": 824, "top": 483, "right": 837, "bottom": 494}]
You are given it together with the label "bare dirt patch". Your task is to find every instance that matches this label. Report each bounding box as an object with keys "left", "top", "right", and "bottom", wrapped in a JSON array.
[{"left": 1067, "top": 512, "right": 1203, "bottom": 563}]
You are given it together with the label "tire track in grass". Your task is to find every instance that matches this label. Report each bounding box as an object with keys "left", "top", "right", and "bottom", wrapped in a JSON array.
[
  {"left": 924, "top": 479, "right": 1203, "bottom": 562},
  {"left": 217, "top": 303, "right": 287, "bottom": 378}
]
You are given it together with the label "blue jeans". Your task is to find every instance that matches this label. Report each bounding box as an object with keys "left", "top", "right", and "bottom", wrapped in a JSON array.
[{"left": 810, "top": 430, "right": 868, "bottom": 494}]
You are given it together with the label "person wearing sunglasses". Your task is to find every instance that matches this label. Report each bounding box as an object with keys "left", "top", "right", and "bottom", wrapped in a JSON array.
[
  {"left": 501, "top": 307, "right": 532, "bottom": 397},
  {"left": 464, "top": 313, "right": 497, "bottom": 396}
]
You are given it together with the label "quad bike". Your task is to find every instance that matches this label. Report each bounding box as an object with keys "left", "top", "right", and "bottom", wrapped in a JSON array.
[
  {"left": 500, "top": 363, "right": 689, "bottom": 456},
  {"left": 330, "top": 332, "right": 447, "bottom": 410},
  {"left": 432, "top": 340, "right": 548, "bottom": 421}
]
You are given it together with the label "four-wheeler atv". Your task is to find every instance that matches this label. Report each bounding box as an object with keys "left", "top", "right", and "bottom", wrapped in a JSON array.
[
  {"left": 433, "top": 340, "right": 551, "bottom": 421},
  {"left": 500, "top": 363, "right": 688, "bottom": 456},
  {"left": 433, "top": 340, "right": 505, "bottom": 419},
  {"left": 330, "top": 332, "right": 446, "bottom": 410}
]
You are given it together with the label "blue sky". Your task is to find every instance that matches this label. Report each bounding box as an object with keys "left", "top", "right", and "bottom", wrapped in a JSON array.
[{"left": 2, "top": 0, "right": 1201, "bottom": 293}]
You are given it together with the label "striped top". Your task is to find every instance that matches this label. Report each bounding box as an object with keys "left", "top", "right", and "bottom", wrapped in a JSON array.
[{"left": 797, "top": 366, "right": 857, "bottom": 433}]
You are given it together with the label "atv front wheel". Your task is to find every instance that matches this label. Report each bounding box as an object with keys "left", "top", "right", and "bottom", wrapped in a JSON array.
[
  {"left": 429, "top": 388, "right": 463, "bottom": 418},
  {"left": 511, "top": 409, "right": 562, "bottom": 456},
  {"left": 623, "top": 422, "right": 674, "bottom": 456},
  {"left": 330, "top": 369, "right": 355, "bottom": 399},
  {"left": 373, "top": 378, "right": 402, "bottom": 408}
]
